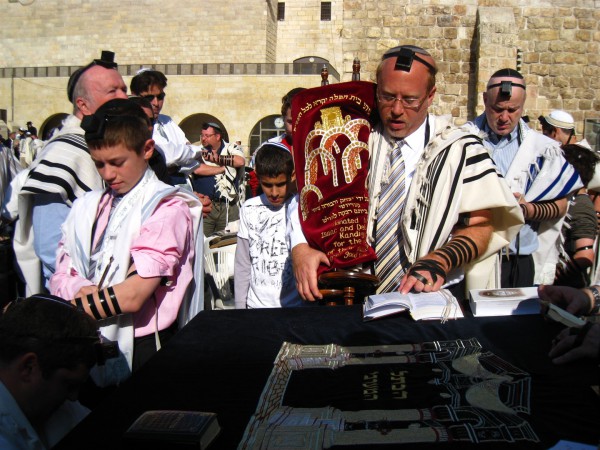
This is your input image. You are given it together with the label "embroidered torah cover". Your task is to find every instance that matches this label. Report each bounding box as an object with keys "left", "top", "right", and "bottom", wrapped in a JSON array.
[
  {"left": 292, "top": 81, "right": 377, "bottom": 272},
  {"left": 239, "top": 339, "right": 541, "bottom": 449}
]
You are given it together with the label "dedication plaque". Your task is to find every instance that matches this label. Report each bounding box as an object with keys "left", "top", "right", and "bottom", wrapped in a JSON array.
[
  {"left": 292, "top": 81, "right": 377, "bottom": 272},
  {"left": 239, "top": 339, "right": 542, "bottom": 449}
]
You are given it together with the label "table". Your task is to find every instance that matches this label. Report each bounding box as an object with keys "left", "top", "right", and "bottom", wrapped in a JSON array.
[{"left": 56, "top": 305, "right": 600, "bottom": 449}]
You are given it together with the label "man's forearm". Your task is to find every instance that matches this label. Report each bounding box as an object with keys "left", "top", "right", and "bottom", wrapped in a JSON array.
[
  {"left": 193, "top": 163, "right": 225, "bottom": 176},
  {"left": 521, "top": 197, "right": 567, "bottom": 222}
]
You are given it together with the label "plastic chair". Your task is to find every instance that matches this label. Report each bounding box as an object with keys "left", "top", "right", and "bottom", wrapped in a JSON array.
[{"left": 204, "top": 232, "right": 237, "bottom": 310}]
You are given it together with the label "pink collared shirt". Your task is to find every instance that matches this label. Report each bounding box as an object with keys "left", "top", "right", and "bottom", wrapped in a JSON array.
[{"left": 51, "top": 191, "right": 195, "bottom": 337}]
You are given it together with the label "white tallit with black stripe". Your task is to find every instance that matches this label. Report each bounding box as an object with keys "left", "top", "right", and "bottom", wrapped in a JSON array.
[
  {"left": 368, "top": 115, "right": 523, "bottom": 291},
  {"left": 13, "top": 115, "right": 104, "bottom": 295},
  {"left": 212, "top": 141, "right": 245, "bottom": 202}
]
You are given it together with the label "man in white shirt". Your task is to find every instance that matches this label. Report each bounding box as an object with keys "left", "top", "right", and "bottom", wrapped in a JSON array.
[{"left": 130, "top": 69, "right": 204, "bottom": 179}]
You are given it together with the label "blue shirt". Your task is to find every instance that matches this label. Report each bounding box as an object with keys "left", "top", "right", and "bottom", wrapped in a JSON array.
[
  {"left": 477, "top": 117, "right": 538, "bottom": 256},
  {"left": 32, "top": 193, "right": 71, "bottom": 287}
]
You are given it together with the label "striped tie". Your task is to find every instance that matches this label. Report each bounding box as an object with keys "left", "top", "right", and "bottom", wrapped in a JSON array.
[{"left": 375, "top": 140, "right": 408, "bottom": 293}]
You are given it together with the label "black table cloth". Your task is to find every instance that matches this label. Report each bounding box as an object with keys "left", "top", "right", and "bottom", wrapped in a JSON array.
[{"left": 55, "top": 305, "right": 600, "bottom": 449}]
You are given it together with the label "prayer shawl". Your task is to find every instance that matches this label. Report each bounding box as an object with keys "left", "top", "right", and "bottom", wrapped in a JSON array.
[
  {"left": 211, "top": 141, "right": 245, "bottom": 202},
  {"left": 368, "top": 115, "right": 523, "bottom": 291},
  {"left": 471, "top": 118, "right": 582, "bottom": 285},
  {"left": 13, "top": 115, "right": 103, "bottom": 295},
  {"left": 60, "top": 169, "right": 203, "bottom": 386}
]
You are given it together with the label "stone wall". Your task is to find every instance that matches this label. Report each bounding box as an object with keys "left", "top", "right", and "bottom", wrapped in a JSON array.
[
  {"left": 1, "top": 0, "right": 274, "bottom": 66},
  {"left": 275, "top": 0, "right": 345, "bottom": 69},
  {"left": 341, "top": 0, "right": 600, "bottom": 134},
  {"left": 1, "top": 0, "right": 599, "bottom": 147}
]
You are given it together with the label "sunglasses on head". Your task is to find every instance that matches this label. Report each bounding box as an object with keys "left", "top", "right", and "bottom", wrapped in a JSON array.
[{"left": 143, "top": 92, "right": 166, "bottom": 101}]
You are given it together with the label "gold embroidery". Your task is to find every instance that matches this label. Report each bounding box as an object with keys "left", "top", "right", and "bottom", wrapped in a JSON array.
[{"left": 299, "top": 106, "right": 371, "bottom": 220}]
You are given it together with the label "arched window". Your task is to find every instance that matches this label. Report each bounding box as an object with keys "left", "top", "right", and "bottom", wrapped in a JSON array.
[
  {"left": 248, "top": 115, "right": 286, "bottom": 157},
  {"left": 179, "top": 114, "right": 230, "bottom": 144},
  {"left": 40, "top": 113, "right": 69, "bottom": 140}
]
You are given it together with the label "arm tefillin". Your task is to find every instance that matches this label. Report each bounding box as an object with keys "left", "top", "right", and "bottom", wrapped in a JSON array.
[
  {"left": 406, "top": 259, "right": 447, "bottom": 285},
  {"left": 432, "top": 235, "right": 479, "bottom": 270},
  {"left": 521, "top": 200, "right": 561, "bottom": 221},
  {"left": 76, "top": 286, "right": 123, "bottom": 320}
]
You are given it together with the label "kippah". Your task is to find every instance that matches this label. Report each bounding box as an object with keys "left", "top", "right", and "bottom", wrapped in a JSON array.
[
  {"left": 204, "top": 122, "right": 222, "bottom": 133},
  {"left": 543, "top": 110, "right": 575, "bottom": 130},
  {"left": 67, "top": 50, "right": 118, "bottom": 103},
  {"left": 257, "top": 141, "right": 291, "bottom": 155}
]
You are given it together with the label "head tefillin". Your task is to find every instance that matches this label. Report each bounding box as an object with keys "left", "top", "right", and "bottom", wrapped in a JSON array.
[
  {"left": 382, "top": 45, "right": 437, "bottom": 74},
  {"left": 67, "top": 50, "right": 118, "bottom": 102},
  {"left": 81, "top": 112, "right": 109, "bottom": 141},
  {"left": 487, "top": 68, "right": 526, "bottom": 98}
]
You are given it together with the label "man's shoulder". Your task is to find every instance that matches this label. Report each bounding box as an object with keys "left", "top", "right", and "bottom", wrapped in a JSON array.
[
  {"left": 158, "top": 113, "right": 174, "bottom": 123},
  {"left": 222, "top": 141, "right": 244, "bottom": 156},
  {"left": 429, "top": 116, "right": 484, "bottom": 147},
  {"left": 523, "top": 126, "right": 561, "bottom": 149}
]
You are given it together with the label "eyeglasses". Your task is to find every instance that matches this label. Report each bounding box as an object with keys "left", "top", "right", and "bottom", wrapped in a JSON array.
[
  {"left": 377, "top": 92, "right": 428, "bottom": 111},
  {"left": 142, "top": 92, "right": 166, "bottom": 101},
  {"left": 201, "top": 133, "right": 216, "bottom": 139}
]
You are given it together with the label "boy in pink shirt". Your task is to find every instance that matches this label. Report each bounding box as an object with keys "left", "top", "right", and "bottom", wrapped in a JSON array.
[{"left": 50, "top": 99, "right": 202, "bottom": 383}]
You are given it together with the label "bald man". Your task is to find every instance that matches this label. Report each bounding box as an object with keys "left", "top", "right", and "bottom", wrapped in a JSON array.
[
  {"left": 12, "top": 51, "right": 128, "bottom": 295},
  {"left": 291, "top": 46, "right": 522, "bottom": 301},
  {"left": 470, "top": 68, "right": 582, "bottom": 288}
]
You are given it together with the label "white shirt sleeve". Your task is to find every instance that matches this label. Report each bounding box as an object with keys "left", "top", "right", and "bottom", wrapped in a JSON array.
[{"left": 287, "top": 194, "right": 308, "bottom": 248}]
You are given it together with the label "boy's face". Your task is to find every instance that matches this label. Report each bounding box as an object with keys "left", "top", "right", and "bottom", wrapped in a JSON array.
[
  {"left": 91, "top": 141, "right": 153, "bottom": 195},
  {"left": 259, "top": 172, "right": 295, "bottom": 207}
]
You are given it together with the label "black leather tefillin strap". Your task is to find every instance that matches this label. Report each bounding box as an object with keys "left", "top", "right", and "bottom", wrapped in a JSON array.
[{"left": 406, "top": 259, "right": 447, "bottom": 285}]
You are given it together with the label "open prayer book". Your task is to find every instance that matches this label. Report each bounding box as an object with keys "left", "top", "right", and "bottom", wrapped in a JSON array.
[{"left": 363, "top": 289, "right": 464, "bottom": 322}]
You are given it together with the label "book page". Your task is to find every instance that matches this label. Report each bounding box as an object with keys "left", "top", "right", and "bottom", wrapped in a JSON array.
[
  {"left": 406, "top": 290, "right": 464, "bottom": 321},
  {"left": 363, "top": 290, "right": 463, "bottom": 321},
  {"left": 363, "top": 292, "right": 411, "bottom": 320}
]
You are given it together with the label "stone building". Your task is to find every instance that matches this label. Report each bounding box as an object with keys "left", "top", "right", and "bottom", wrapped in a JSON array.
[{"left": 1, "top": 0, "right": 599, "bottom": 155}]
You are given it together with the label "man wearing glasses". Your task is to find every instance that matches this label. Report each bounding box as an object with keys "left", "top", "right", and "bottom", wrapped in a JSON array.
[
  {"left": 291, "top": 45, "right": 522, "bottom": 301},
  {"left": 193, "top": 122, "right": 245, "bottom": 235},
  {"left": 10, "top": 51, "right": 128, "bottom": 296}
]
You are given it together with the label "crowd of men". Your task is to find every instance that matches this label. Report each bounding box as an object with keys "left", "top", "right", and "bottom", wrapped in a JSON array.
[{"left": 1, "top": 46, "right": 600, "bottom": 449}]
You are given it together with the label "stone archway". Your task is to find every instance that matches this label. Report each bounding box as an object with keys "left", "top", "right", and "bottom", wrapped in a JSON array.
[
  {"left": 180, "top": 113, "right": 230, "bottom": 145},
  {"left": 40, "top": 113, "right": 69, "bottom": 140}
]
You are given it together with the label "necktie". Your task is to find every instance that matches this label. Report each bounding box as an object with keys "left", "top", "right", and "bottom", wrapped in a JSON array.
[{"left": 374, "top": 140, "right": 408, "bottom": 293}]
